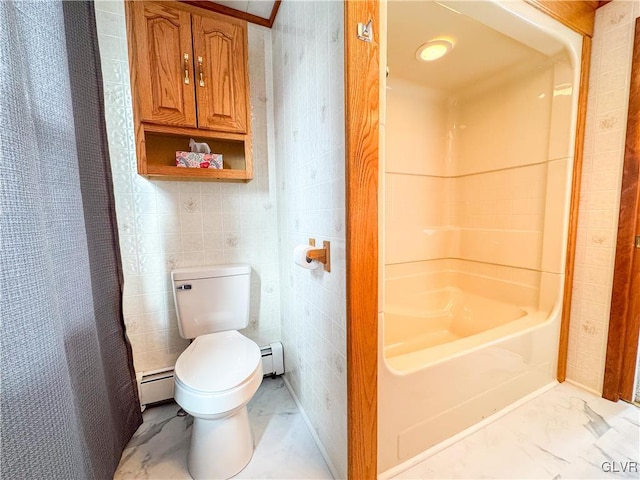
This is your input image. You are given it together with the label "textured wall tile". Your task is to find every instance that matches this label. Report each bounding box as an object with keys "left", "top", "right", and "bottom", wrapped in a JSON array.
[
  {"left": 566, "top": 1, "right": 638, "bottom": 393},
  {"left": 272, "top": 2, "right": 346, "bottom": 477}
]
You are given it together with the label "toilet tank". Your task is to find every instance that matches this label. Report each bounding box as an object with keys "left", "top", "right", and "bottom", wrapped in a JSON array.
[{"left": 171, "top": 264, "right": 251, "bottom": 339}]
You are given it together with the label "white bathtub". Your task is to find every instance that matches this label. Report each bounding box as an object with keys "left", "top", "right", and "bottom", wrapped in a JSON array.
[
  {"left": 386, "top": 287, "right": 528, "bottom": 356},
  {"left": 384, "top": 287, "right": 552, "bottom": 371},
  {"left": 378, "top": 273, "right": 563, "bottom": 473}
]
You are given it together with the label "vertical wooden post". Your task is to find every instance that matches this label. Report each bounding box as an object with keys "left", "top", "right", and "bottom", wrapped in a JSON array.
[
  {"left": 345, "top": 0, "right": 379, "bottom": 478},
  {"left": 558, "top": 36, "right": 592, "bottom": 382}
]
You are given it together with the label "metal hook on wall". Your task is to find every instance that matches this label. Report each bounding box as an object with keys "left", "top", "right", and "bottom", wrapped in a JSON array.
[{"left": 357, "top": 19, "right": 373, "bottom": 43}]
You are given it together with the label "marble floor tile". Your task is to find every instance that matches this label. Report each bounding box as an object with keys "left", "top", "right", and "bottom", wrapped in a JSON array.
[
  {"left": 114, "top": 376, "right": 333, "bottom": 479},
  {"left": 394, "top": 382, "right": 640, "bottom": 479}
]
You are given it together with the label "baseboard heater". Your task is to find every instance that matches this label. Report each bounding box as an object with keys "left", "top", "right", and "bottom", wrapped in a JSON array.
[{"left": 137, "top": 341, "right": 284, "bottom": 408}]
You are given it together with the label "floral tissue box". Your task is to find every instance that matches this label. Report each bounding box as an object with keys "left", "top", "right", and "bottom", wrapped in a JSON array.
[{"left": 176, "top": 151, "right": 223, "bottom": 169}]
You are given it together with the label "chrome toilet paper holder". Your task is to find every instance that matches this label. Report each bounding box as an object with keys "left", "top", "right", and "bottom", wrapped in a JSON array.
[{"left": 306, "top": 238, "right": 331, "bottom": 272}]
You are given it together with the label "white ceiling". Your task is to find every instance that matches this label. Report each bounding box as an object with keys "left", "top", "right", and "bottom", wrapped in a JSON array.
[
  {"left": 388, "top": 1, "right": 547, "bottom": 92},
  {"left": 209, "top": 0, "right": 276, "bottom": 21}
]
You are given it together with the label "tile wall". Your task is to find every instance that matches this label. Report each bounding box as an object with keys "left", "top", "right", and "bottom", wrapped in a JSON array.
[
  {"left": 271, "top": 1, "right": 347, "bottom": 477},
  {"left": 566, "top": 0, "right": 640, "bottom": 394},
  {"left": 94, "top": 1, "right": 282, "bottom": 374}
]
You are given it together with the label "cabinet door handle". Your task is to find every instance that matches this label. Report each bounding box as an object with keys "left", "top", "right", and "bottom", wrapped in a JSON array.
[
  {"left": 183, "top": 53, "right": 190, "bottom": 85},
  {"left": 198, "top": 56, "right": 205, "bottom": 87}
]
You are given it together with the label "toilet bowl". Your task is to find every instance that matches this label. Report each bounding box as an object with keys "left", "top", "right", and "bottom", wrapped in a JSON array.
[
  {"left": 174, "top": 331, "right": 262, "bottom": 479},
  {"left": 171, "top": 264, "right": 263, "bottom": 479}
]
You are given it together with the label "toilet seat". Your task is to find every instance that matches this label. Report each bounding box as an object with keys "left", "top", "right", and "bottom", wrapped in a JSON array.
[
  {"left": 174, "top": 330, "right": 263, "bottom": 417},
  {"left": 176, "top": 330, "right": 261, "bottom": 392}
]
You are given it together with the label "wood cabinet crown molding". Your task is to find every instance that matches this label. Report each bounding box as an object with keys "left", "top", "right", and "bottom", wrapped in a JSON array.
[{"left": 179, "top": 1, "right": 281, "bottom": 29}]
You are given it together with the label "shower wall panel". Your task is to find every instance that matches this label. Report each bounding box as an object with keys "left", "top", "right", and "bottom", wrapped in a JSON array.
[
  {"left": 385, "top": 56, "right": 573, "bottom": 297},
  {"left": 386, "top": 78, "right": 449, "bottom": 176},
  {"left": 454, "top": 65, "right": 554, "bottom": 175}
]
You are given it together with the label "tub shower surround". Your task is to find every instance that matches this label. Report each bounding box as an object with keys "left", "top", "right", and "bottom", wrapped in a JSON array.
[
  {"left": 95, "top": 2, "right": 281, "bottom": 374},
  {"left": 380, "top": 0, "right": 583, "bottom": 473}
]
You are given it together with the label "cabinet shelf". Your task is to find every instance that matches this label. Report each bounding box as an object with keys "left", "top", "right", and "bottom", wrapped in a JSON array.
[
  {"left": 145, "top": 165, "right": 252, "bottom": 180},
  {"left": 139, "top": 125, "right": 252, "bottom": 180}
]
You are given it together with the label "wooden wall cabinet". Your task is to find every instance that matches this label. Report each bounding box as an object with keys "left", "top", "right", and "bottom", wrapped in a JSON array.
[{"left": 126, "top": 1, "right": 252, "bottom": 180}]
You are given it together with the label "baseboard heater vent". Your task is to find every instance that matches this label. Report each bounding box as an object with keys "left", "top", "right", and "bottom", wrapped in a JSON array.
[
  {"left": 138, "top": 367, "right": 175, "bottom": 408},
  {"left": 261, "top": 342, "right": 285, "bottom": 377},
  {"left": 137, "top": 342, "right": 285, "bottom": 408}
]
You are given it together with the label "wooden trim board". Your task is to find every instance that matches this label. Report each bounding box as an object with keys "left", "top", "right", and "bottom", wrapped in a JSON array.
[
  {"left": 268, "top": 1, "right": 282, "bottom": 28},
  {"left": 179, "top": 1, "right": 280, "bottom": 28},
  {"left": 345, "top": 1, "right": 379, "bottom": 478},
  {"left": 524, "top": 0, "right": 597, "bottom": 37},
  {"left": 557, "top": 36, "right": 593, "bottom": 382},
  {"left": 597, "top": 1, "right": 613, "bottom": 9}
]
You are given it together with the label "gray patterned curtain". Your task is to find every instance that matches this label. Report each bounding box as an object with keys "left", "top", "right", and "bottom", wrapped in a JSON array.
[{"left": 0, "top": 1, "right": 142, "bottom": 478}]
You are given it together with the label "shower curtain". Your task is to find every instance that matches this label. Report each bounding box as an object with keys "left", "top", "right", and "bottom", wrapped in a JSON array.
[{"left": 0, "top": 1, "right": 142, "bottom": 478}]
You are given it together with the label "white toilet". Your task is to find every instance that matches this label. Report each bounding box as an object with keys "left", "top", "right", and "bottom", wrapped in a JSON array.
[{"left": 171, "top": 264, "right": 263, "bottom": 480}]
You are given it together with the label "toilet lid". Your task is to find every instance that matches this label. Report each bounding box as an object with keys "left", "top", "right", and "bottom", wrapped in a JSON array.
[{"left": 175, "top": 330, "right": 261, "bottom": 393}]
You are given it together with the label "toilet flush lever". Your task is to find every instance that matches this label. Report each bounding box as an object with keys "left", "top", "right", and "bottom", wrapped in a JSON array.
[{"left": 176, "top": 284, "right": 192, "bottom": 290}]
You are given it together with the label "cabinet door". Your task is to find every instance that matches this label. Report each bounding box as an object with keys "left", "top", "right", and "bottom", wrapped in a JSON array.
[
  {"left": 192, "top": 13, "right": 249, "bottom": 133},
  {"left": 132, "top": 2, "right": 196, "bottom": 127}
]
